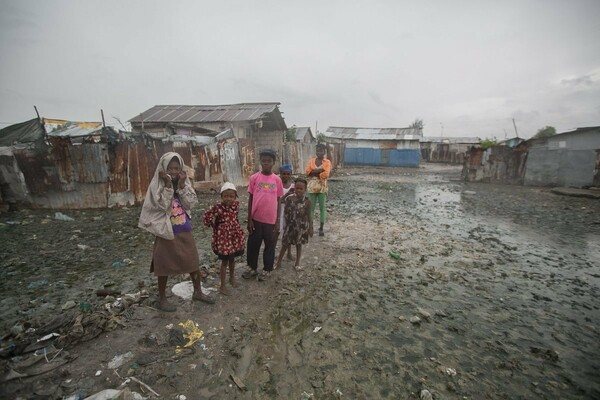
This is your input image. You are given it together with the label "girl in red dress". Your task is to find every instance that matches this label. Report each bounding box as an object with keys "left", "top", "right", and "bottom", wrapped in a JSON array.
[{"left": 203, "top": 182, "right": 245, "bottom": 295}]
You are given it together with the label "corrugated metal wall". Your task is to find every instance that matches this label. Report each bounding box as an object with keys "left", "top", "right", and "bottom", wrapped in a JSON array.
[
  {"left": 220, "top": 140, "right": 244, "bottom": 187},
  {"left": 282, "top": 142, "right": 344, "bottom": 175},
  {"left": 524, "top": 132, "right": 600, "bottom": 187},
  {"left": 463, "top": 146, "right": 527, "bottom": 184},
  {"left": 1, "top": 134, "right": 346, "bottom": 209},
  {"left": 421, "top": 142, "right": 471, "bottom": 164},
  {"left": 594, "top": 150, "right": 600, "bottom": 187},
  {"left": 345, "top": 148, "right": 420, "bottom": 167}
]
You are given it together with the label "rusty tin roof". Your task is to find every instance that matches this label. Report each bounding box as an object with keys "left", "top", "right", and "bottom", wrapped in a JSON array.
[
  {"left": 325, "top": 126, "right": 422, "bottom": 141},
  {"left": 129, "top": 103, "right": 282, "bottom": 124}
]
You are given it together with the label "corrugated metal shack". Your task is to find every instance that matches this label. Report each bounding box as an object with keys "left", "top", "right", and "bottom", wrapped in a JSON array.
[
  {"left": 462, "top": 144, "right": 528, "bottom": 184},
  {"left": 324, "top": 126, "right": 421, "bottom": 167},
  {"left": 129, "top": 103, "right": 287, "bottom": 170},
  {"left": 524, "top": 127, "right": 600, "bottom": 187},
  {"left": 294, "top": 127, "right": 315, "bottom": 143},
  {"left": 0, "top": 119, "right": 246, "bottom": 209},
  {"left": 464, "top": 127, "right": 600, "bottom": 188},
  {"left": 420, "top": 136, "right": 480, "bottom": 164},
  {"left": 0, "top": 118, "right": 344, "bottom": 210}
]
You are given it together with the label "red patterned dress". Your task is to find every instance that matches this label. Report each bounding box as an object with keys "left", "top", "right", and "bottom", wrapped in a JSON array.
[{"left": 203, "top": 201, "right": 245, "bottom": 260}]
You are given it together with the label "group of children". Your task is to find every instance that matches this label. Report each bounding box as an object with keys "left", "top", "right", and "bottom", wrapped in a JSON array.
[{"left": 139, "top": 149, "right": 319, "bottom": 312}]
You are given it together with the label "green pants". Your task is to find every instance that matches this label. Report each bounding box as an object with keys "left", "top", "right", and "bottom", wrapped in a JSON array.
[{"left": 308, "top": 193, "right": 327, "bottom": 224}]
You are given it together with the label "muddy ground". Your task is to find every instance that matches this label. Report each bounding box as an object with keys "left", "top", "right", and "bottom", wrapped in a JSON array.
[{"left": 1, "top": 163, "right": 599, "bottom": 400}]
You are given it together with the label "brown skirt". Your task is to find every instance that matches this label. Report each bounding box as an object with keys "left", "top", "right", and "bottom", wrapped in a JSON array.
[{"left": 150, "top": 231, "right": 200, "bottom": 276}]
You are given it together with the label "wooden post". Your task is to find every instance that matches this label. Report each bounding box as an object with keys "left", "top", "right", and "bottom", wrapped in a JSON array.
[
  {"left": 34, "top": 105, "right": 48, "bottom": 135},
  {"left": 101, "top": 109, "right": 106, "bottom": 128},
  {"left": 33, "top": 105, "right": 41, "bottom": 121},
  {"left": 512, "top": 118, "right": 519, "bottom": 138}
]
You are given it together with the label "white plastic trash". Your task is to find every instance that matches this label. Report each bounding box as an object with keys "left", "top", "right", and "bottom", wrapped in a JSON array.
[
  {"left": 54, "top": 212, "right": 75, "bottom": 221},
  {"left": 107, "top": 351, "right": 133, "bottom": 369},
  {"left": 171, "top": 281, "right": 217, "bottom": 300}
]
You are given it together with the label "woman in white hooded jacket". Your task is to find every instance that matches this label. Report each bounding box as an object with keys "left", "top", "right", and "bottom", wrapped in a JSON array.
[{"left": 138, "top": 152, "right": 214, "bottom": 312}]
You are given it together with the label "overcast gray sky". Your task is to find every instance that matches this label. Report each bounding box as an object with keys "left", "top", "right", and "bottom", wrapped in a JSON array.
[{"left": 1, "top": 0, "right": 599, "bottom": 138}]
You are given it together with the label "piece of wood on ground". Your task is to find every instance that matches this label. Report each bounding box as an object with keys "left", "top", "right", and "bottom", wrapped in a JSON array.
[{"left": 230, "top": 373, "right": 247, "bottom": 390}]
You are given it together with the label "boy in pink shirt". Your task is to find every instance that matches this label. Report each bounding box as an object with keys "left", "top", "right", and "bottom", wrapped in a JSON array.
[{"left": 242, "top": 149, "right": 284, "bottom": 281}]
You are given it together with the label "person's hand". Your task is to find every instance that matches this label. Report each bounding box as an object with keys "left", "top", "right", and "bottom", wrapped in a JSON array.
[
  {"left": 247, "top": 219, "right": 254, "bottom": 234},
  {"left": 274, "top": 223, "right": 280, "bottom": 236},
  {"left": 159, "top": 171, "right": 172, "bottom": 187},
  {"left": 309, "top": 226, "right": 314, "bottom": 237},
  {"left": 177, "top": 170, "right": 187, "bottom": 190}
]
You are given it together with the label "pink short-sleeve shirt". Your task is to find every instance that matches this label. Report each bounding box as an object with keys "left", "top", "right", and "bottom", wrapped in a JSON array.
[{"left": 248, "top": 172, "right": 284, "bottom": 224}]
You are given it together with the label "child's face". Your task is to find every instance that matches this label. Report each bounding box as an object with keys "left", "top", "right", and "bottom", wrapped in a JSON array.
[
  {"left": 294, "top": 181, "right": 306, "bottom": 197},
  {"left": 280, "top": 170, "right": 291, "bottom": 182},
  {"left": 221, "top": 190, "right": 236, "bottom": 206},
  {"left": 316, "top": 147, "right": 326, "bottom": 159},
  {"left": 166, "top": 159, "right": 182, "bottom": 180},
  {"left": 260, "top": 156, "right": 274, "bottom": 174}
]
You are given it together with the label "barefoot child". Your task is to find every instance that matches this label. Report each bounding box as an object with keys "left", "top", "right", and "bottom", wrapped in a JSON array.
[
  {"left": 203, "top": 182, "right": 245, "bottom": 295},
  {"left": 275, "top": 178, "right": 313, "bottom": 271},
  {"left": 138, "top": 152, "right": 215, "bottom": 312},
  {"left": 278, "top": 164, "right": 295, "bottom": 264}
]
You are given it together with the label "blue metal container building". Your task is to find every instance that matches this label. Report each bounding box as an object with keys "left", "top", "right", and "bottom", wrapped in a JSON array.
[{"left": 324, "top": 126, "right": 422, "bottom": 167}]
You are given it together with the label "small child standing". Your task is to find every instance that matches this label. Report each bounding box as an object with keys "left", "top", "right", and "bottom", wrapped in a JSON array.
[
  {"left": 275, "top": 178, "right": 313, "bottom": 271},
  {"left": 203, "top": 182, "right": 245, "bottom": 296},
  {"left": 243, "top": 149, "right": 284, "bottom": 281},
  {"left": 278, "top": 164, "right": 295, "bottom": 263}
]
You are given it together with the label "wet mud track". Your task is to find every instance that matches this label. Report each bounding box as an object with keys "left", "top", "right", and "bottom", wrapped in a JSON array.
[{"left": 1, "top": 164, "right": 599, "bottom": 399}]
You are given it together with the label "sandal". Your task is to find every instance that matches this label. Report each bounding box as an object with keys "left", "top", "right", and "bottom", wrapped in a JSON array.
[
  {"left": 257, "top": 271, "right": 271, "bottom": 281},
  {"left": 157, "top": 300, "right": 177, "bottom": 312},
  {"left": 294, "top": 265, "right": 304, "bottom": 271},
  {"left": 192, "top": 292, "right": 216, "bottom": 304},
  {"left": 242, "top": 269, "right": 258, "bottom": 279}
]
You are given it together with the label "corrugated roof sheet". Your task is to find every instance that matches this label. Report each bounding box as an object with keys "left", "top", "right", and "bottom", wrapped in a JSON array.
[
  {"left": 555, "top": 126, "right": 600, "bottom": 136},
  {"left": 295, "top": 127, "right": 313, "bottom": 141},
  {"left": 47, "top": 121, "right": 103, "bottom": 138},
  {"left": 421, "top": 136, "right": 480, "bottom": 144},
  {"left": 129, "top": 103, "right": 281, "bottom": 123},
  {"left": 525, "top": 126, "right": 600, "bottom": 144},
  {"left": 160, "top": 129, "right": 234, "bottom": 145},
  {"left": 325, "top": 126, "right": 421, "bottom": 141},
  {"left": 0, "top": 118, "right": 45, "bottom": 146}
]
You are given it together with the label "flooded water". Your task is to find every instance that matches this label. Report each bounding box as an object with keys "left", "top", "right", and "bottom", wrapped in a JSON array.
[
  {"left": 1, "top": 163, "right": 599, "bottom": 399},
  {"left": 319, "top": 165, "right": 600, "bottom": 399}
]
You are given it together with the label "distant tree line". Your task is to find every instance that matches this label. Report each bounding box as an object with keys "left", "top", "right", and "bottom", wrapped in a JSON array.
[{"left": 533, "top": 126, "right": 556, "bottom": 139}]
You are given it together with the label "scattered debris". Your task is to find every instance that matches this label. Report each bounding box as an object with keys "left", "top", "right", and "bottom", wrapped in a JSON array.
[
  {"left": 175, "top": 320, "right": 204, "bottom": 353},
  {"left": 420, "top": 389, "right": 433, "bottom": 400},
  {"left": 54, "top": 212, "right": 74, "bottom": 221},
  {"left": 230, "top": 373, "right": 247, "bottom": 391},
  {"left": 108, "top": 352, "right": 134, "bottom": 369}
]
